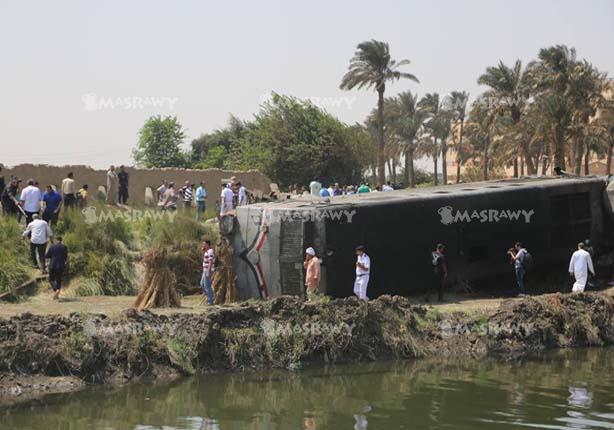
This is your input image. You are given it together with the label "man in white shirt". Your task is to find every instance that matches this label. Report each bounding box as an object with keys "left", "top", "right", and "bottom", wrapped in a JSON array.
[
  {"left": 220, "top": 184, "right": 235, "bottom": 216},
  {"left": 22, "top": 214, "right": 52, "bottom": 272},
  {"left": 382, "top": 182, "right": 394, "bottom": 192},
  {"left": 353, "top": 245, "right": 371, "bottom": 300},
  {"left": 61, "top": 172, "right": 76, "bottom": 208},
  {"left": 237, "top": 182, "right": 248, "bottom": 206},
  {"left": 19, "top": 179, "right": 42, "bottom": 225},
  {"left": 309, "top": 179, "right": 322, "bottom": 197},
  {"left": 569, "top": 242, "right": 595, "bottom": 293}
]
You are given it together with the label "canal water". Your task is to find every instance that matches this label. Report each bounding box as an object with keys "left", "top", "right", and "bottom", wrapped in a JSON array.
[{"left": 2, "top": 348, "right": 614, "bottom": 429}]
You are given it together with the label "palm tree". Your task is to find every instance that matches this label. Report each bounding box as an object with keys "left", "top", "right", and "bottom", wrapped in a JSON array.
[
  {"left": 466, "top": 95, "right": 498, "bottom": 180},
  {"left": 340, "top": 40, "right": 419, "bottom": 185},
  {"left": 477, "top": 60, "right": 532, "bottom": 176},
  {"left": 419, "top": 93, "right": 452, "bottom": 185},
  {"left": 396, "top": 91, "right": 428, "bottom": 187},
  {"left": 444, "top": 91, "right": 469, "bottom": 183}
]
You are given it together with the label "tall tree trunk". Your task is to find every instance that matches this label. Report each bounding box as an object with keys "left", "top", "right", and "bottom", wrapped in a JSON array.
[
  {"left": 521, "top": 140, "right": 537, "bottom": 175},
  {"left": 441, "top": 141, "right": 448, "bottom": 185},
  {"left": 392, "top": 155, "right": 397, "bottom": 184},
  {"left": 520, "top": 157, "right": 525, "bottom": 176},
  {"left": 554, "top": 128, "right": 566, "bottom": 171},
  {"left": 513, "top": 158, "right": 519, "bottom": 178},
  {"left": 433, "top": 137, "right": 439, "bottom": 186},
  {"left": 574, "top": 137, "right": 583, "bottom": 175},
  {"left": 483, "top": 137, "right": 490, "bottom": 181},
  {"left": 376, "top": 88, "right": 386, "bottom": 186},
  {"left": 584, "top": 143, "right": 590, "bottom": 175},
  {"left": 607, "top": 131, "right": 614, "bottom": 175},
  {"left": 407, "top": 144, "right": 415, "bottom": 188},
  {"left": 456, "top": 118, "right": 464, "bottom": 183}
]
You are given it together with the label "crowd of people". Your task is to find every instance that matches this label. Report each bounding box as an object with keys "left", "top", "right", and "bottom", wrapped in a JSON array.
[
  {"left": 156, "top": 175, "right": 249, "bottom": 219},
  {"left": 286, "top": 179, "right": 397, "bottom": 199}
]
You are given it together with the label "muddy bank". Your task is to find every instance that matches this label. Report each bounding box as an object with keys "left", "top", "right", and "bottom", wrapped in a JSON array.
[{"left": 1, "top": 292, "right": 613, "bottom": 404}]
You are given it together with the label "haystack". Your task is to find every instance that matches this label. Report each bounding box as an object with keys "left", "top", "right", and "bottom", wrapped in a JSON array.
[
  {"left": 212, "top": 238, "right": 239, "bottom": 304},
  {"left": 134, "top": 248, "right": 181, "bottom": 310}
]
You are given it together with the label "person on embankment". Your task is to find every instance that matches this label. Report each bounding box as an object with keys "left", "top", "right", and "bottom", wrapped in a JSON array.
[
  {"left": 569, "top": 242, "right": 595, "bottom": 293},
  {"left": 430, "top": 243, "right": 448, "bottom": 302},
  {"left": 354, "top": 245, "right": 370, "bottom": 300},
  {"left": 22, "top": 214, "right": 52, "bottom": 273},
  {"left": 304, "top": 247, "right": 320, "bottom": 300},
  {"left": 46, "top": 236, "right": 68, "bottom": 300}
]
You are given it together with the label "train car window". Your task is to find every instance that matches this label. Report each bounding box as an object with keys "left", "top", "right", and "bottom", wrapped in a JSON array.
[
  {"left": 571, "top": 193, "right": 590, "bottom": 220},
  {"left": 551, "top": 195, "right": 571, "bottom": 224}
]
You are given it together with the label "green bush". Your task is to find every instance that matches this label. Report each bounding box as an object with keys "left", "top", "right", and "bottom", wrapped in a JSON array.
[{"left": 0, "top": 218, "right": 31, "bottom": 294}]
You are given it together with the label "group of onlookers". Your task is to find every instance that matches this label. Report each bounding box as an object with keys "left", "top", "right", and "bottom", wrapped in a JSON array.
[
  {"left": 286, "top": 179, "right": 397, "bottom": 199},
  {"left": 156, "top": 175, "right": 249, "bottom": 219}
]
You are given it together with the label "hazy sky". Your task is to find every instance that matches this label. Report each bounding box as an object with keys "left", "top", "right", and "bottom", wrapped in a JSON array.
[{"left": 1, "top": 0, "right": 613, "bottom": 168}]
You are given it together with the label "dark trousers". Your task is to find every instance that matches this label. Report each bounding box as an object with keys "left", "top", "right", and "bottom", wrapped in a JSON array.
[
  {"left": 64, "top": 194, "right": 75, "bottom": 208},
  {"left": 119, "top": 187, "right": 129, "bottom": 205},
  {"left": 25, "top": 210, "right": 39, "bottom": 225},
  {"left": 49, "top": 268, "right": 63, "bottom": 291},
  {"left": 30, "top": 243, "right": 46, "bottom": 270},
  {"left": 515, "top": 267, "right": 526, "bottom": 294},
  {"left": 43, "top": 209, "right": 59, "bottom": 225}
]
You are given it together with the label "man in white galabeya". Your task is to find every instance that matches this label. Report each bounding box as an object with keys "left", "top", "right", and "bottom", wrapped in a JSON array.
[
  {"left": 569, "top": 242, "right": 595, "bottom": 293},
  {"left": 22, "top": 214, "right": 52, "bottom": 273},
  {"left": 353, "top": 245, "right": 370, "bottom": 300}
]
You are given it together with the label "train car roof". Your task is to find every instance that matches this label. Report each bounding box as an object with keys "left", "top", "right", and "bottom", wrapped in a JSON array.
[{"left": 247, "top": 176, "right": 607, "bottom": 210}]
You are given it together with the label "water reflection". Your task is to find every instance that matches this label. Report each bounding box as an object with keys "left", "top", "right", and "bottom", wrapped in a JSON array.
[{"left": 1, "top": 348, "right": 613, "bottom": 430}]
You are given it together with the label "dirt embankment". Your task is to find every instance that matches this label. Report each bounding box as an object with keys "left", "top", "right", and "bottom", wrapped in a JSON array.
[{"left": 1, "top": 293, "right": 613, "bottom": 404}]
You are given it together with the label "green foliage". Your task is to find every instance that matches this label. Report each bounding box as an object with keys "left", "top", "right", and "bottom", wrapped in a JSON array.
[
  {"left": 133, "top": 115, "right": 188, "bottom": 168},
  {"left": 54, "top": 206, "right": 137, "bottom": 296},
  {"left": 0, "top": 218, "right": 30, "bottom": 294},
  {"left": 189, "top": 94, "right": 373, "bottom": 187}
]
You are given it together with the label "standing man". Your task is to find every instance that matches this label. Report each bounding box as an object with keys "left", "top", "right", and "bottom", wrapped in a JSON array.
[
  {"left": 357, "top": 183, "right": 371, "bottom": 194},
  {"left": 382, "top": 181, "right": 394, "bottom": 191},
  {"left": 200, "top": 240, "right": 215, "bottom": 305},
  {"left": 22, "top": 214, "right": 52, "bottom": 273},
  {"left": 237, "top": 182, "right": 248, "bottom": 206},
  {"left": 160, "top": 182, "right": 178, "bottom": 210},
  {"left": 431, "top": 243, "right": 448, "bottom": 302},
  {"left": 156, "top": 180, "right": 168, "bottom": 203},
  {"left": 353, "top": 245, "right": 370, "bottom": 300},
  {"left": 61, "top": 172, "right": 76, "bottom": 208},
  {"left": 304, "top": 247, "right": 321, "bottom": 300},
  {"left": 77, "top": 184, "right": 89, "bottom": 207},
  {"left": 309, "top": 178, "right": 322, "bottom": 197},
  {"left": 46, "top": 236, "right": 68, "bottom": 300},
  {"left": 118, "top": 165, "right": 129, "bottom": 205},
  {"left": 42, "top": 185, "right": 63, "bottom": 226},
  {"left": 1, "top": 178, "right": 19, "bottom": 217},
  {"left": 180, "top": 181, "right": 194, "bottom": 209},
  {"left": 508, "top": 242, "right": 528, "bottom": 296},
  {"left": 195, "top": 181, "right": 207, "bottom": 221},
  {"left": 569, "top": 242, "right": 595, "bottom": 293},
  {"left": 106, "top": 166, "right": 118, "bottom": 205},
  {"left": 19, "top": 179, "right": 42, "bottom": 225},
  {"left": 220, "top": 184, "right": 234, "bottom": 216}
]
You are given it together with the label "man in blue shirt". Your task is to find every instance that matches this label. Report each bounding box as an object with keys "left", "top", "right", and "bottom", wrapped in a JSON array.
[
  {"left": 46, "top": 236, "right": 68, "bottom": 300},
  {"left": 508, "top": 242, "right": 527, "bottom": 296},
  {"left": 42, "top": 185, "right": 63, "bottom": 226},
  {"left": 319, "top": 187, "right": 330, "bottom": 197},
  {"left": 195, "top": 181, "right": 207, "bottom": 221}
]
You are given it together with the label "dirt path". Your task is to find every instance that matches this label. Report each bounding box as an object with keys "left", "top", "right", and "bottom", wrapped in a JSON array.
[{"left": 1, "top": 286, "right": 613, "bottom": 319}]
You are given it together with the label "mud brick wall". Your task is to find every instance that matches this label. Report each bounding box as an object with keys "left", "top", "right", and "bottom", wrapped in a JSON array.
[{"left": 0, "top": 164, "right": 271, "bottom": 205}]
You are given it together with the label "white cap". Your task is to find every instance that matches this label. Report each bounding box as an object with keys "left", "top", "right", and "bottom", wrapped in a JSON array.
[{"left": 305, "top": 247, "right": 316, "bottom": 256}]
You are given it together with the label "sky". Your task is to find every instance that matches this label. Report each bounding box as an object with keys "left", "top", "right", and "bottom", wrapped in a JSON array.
[{"left": 1, "top": 0, "right": 613, "bottom": 169}]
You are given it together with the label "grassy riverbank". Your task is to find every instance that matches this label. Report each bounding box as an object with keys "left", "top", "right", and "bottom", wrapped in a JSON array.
[{"left": 1, "top": 290, "right": 613, "bottom": 404}]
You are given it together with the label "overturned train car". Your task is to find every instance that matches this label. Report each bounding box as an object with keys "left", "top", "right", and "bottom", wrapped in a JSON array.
[{"left": 230, "top": 176, "right": 614, "bottom": 299}]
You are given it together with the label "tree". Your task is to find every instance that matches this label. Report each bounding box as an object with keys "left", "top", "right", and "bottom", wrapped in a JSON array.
[
  {"left": 444, "top": 91, "right": 469, "bottom": 183},
  {"left": 477, "top": 60, "right": 531, "bottom": 175},
  {"left": 419, "top": 93, "right": 451, "bottom": 185},
  {"left": 133, "top": 116, "right": 187, "bottom": 168},
  {"left": 340, "top": 39, "right": 419, "bottom": 185},
  {"left": 395, "top": 91, "right": 428, "bottom": 187},
  {"left": 465, "top": 95, "right": 499, "bottom": 180}
]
